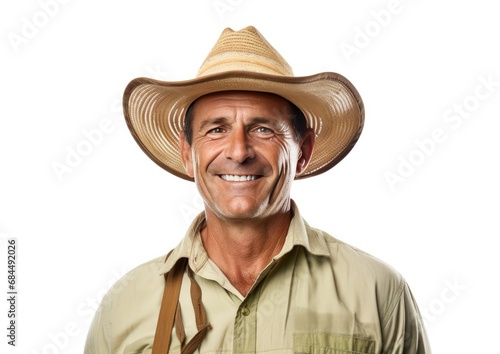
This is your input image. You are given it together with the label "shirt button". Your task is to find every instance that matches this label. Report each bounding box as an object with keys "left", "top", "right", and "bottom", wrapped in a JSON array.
[{"left": 241, "top": 306, "right": 250, "bottom": 316}]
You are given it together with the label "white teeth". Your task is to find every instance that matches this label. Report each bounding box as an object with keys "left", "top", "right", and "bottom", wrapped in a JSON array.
[{"left": 220, "top": 175, "right": 258, "bottom": 181}]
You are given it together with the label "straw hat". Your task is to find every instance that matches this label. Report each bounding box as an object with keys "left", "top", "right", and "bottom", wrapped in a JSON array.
[{"left": 123, "top": 26, "right": 364, "bottom": 181}]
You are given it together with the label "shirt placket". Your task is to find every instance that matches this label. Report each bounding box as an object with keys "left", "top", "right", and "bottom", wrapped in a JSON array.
[{"left": 233, "top": 293, "right": 258, "bottom": 353}]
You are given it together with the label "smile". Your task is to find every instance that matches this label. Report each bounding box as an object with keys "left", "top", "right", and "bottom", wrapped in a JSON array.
[{"left": 219, "top": 175, "right": 259, "bottom": 182}]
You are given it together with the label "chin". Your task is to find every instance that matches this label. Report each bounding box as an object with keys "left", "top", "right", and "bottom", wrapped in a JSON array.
[{"left": 214, "top": 199, "right": 267, "bottom": 220}]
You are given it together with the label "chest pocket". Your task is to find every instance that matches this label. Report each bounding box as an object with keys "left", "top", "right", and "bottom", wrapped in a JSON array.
[
  {"left": 293, "top": 333, "right": 375, "bottom": 354},
  {"left": 122, "top": 336, "right": 154, "bottom": 354},
  {"left": 122, "top": 336, "right": 186, "bottom": 354}
]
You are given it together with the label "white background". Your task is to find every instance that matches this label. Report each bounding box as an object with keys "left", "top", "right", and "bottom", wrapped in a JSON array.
[{"left": 1, "top": 0, "right": 499, "bottom": 353}]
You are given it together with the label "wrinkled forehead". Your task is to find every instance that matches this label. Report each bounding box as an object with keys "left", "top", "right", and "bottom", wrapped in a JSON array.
[{"left": 190, "top": 91, "right": 295, "bottom": 120}]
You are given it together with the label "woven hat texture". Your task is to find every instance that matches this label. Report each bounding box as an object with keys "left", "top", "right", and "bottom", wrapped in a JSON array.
[{"left": 123, "top": 26, "right": 364, "bottom": 181}]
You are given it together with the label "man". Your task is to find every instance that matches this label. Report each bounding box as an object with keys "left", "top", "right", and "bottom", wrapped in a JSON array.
[{"left": 85, "top": 26, "right": 431, "bottom": 353}]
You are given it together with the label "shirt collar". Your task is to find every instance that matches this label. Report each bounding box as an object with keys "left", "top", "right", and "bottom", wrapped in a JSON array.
[{"left": 159, "top": 200, "right": 330, "bottom": 275}]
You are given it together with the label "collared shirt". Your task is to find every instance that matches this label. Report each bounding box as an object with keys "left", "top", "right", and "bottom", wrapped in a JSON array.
[{"left": 85, "top": 203, "right": 431, "bottom": 353}]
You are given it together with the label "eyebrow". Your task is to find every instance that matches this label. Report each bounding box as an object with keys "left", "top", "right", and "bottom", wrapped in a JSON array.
[
  {"left": 249, "top": 117, "right": 276, "bottom": 126},
  {"left": 198, "top": 117, "right": 229, "bottom": 132},
  {"left": 198, "top": 117, "right": 278, "bottom": 132}
]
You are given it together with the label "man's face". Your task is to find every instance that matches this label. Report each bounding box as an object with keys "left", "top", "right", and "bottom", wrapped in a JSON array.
[{"left": 180, "top": 91, "right": 314, "bottom": 222}]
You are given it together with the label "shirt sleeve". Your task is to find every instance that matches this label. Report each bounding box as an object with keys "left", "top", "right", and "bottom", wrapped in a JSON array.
[
  {"left": 84, "top": 292, "right": 112, "bottom": 354},
  {"left": 382, "top": 280, "right": 432, "bottom": 354}
]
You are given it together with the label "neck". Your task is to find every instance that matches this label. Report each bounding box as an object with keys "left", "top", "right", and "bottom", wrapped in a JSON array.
[{"left": 200, "top": 209, "right": 292, "bottom": 297}]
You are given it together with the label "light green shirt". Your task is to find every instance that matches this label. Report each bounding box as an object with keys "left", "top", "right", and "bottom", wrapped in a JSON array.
[{"left": 85, "top": 203, "right": 431, "bottom": 353}]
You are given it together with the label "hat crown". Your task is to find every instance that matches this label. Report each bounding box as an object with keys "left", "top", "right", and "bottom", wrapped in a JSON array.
[
  {"left": 197, "top": 26, "right": 294, "bottom": 77},
  {"left": 124, "top": 26, "right": 364, "bottom": 181}
]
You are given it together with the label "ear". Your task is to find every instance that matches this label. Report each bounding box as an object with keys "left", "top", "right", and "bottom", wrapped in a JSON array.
[
  {"left": 296, "top": 129, "right": 315, "bottom": 175},
  {"left": 179, "top": 132, "right": 195, "bottom": 178}
]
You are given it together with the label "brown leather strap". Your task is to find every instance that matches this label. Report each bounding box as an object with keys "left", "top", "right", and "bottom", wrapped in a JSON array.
[
  {"left": 152, "top": 254, "right": 211, "bottom": 354},
  {"left": 174, "top": 303, "right": 186, "bottom": 347},
  {"left": 181, "top": 269, "right": 211, "bottom": 354},
  {"left": 181, "top": 326, "right": 211, "bottom": 354},
  {"left": 151, "top": 256, "right": 188, "bottom": 354}
]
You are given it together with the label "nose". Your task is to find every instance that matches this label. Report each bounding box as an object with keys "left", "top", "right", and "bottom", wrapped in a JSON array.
[{"left": 224, "top": 127, "right": 255, "bottom": 163}]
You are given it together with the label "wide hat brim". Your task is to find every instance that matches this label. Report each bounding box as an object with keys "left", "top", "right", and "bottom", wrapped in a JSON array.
[{"left": 123, "top": 70, "right": 364, "bottom": 181}]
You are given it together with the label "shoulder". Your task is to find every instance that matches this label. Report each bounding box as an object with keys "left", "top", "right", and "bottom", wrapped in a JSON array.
[
  {"left": 303, "top": 229, "right": 430, "bottom": 351},
  {"left": 295, "top": 210, "right": 403, "bottom": 288},
  {"left": 307, "top": 225, "right": 406, "bottom": 305},
  {"left": 313, "top": 226, "right": 401, "bottom": 278},
  {"left": 109, "top": 255, "right": 166, "bottom": 291},
  {"left": 85, "top": 255, "right": 168, "bottom": 353},
  {"left": 101, "top": 255, "right": 167, "bottom": 308},
  {"left": 90, "top": 255, "right": 168, "bottom": 325}
]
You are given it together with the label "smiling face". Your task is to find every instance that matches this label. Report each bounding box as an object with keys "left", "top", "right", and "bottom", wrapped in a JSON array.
[{"left": 180, "top": 91, "right": 314, "bottom": 222}]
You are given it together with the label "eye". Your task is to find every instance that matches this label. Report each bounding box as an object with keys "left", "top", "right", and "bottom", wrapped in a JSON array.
[
  {"left": 253, "top": 126, "right": 275, "bottom": 137},
  {"left": 205, "top": 126, "right": 227, "bottom": 139},
  {"left": 256, "top": 127, "right": 272, "bottom": 133},
  {"left": 207, "top": 127, "right": 226, "bottom": 134}
]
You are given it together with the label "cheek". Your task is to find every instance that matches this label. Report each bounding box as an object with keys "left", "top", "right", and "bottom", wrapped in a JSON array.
[
  {"left": 192, "top": 141, "right": 223, "bottom": 173},
  {"left": 272, "top": 139, "right": 299, "bottom": 173},
  {"left": 190, "top": 152, "right": 199, "bottom": 175}
]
